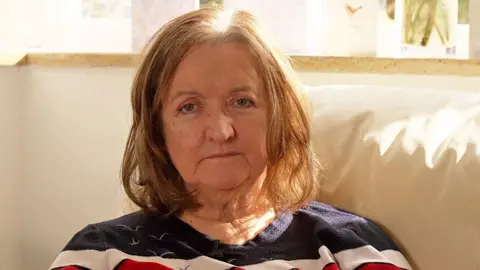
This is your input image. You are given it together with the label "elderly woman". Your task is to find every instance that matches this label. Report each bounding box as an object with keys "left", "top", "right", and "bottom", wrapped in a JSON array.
[{"left": 50, "top": 8, "right": 411, "bottom": 270}]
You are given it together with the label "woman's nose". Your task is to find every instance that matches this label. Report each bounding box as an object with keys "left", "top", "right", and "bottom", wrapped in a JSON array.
[{"left": 204, "top": 112, "right": 235, "bottom": 143}]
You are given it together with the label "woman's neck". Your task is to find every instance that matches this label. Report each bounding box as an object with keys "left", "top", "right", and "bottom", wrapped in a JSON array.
[
  {"left": 179, "top": 205, "right": 276, "bottom": 245},
  {"left": 179, "top": 173, "right": 276, "bottom": 244}
]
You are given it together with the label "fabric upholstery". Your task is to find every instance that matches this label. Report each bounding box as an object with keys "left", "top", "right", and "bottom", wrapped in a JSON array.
[{"left": 308, "top": 85, "right": 480, "bottom": 270}]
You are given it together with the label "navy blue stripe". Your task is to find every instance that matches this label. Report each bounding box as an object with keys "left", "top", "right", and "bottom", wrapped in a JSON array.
[{"left": 61, "top": 201, "right": 401, "bottom": 266}]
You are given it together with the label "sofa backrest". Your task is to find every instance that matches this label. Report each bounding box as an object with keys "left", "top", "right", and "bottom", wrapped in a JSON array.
[{"left": 308, "top": 85, "right": 480, "bottom": 270}]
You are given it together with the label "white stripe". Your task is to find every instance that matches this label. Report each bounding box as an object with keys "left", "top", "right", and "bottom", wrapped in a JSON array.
[
  {"left": 50, "top": 245, "right": 410, "bottom": 270},
  {"left": 333, "top": 245, "right": 412, "bottom": 270},
  {"left": 50, "top": 249, "right": 227, "bottom": 270},
  {"left": 50, "top": 246, "right": 337, "bottom": 270},
  {"left": 50, "top": 249, "right": 105, "bottom": 270},
  {"left": 242, "top": 246, "right": 337, "bottom": 270}
]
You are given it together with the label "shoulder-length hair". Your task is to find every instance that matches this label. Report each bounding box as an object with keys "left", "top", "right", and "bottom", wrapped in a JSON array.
[{"left": 121, "top": 8, "right": 320, "bottom": 215}]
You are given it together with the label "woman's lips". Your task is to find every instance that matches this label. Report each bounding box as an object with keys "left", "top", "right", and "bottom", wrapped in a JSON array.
[{"left": 203, "top": 152, "right": 241, "bottom": 160}]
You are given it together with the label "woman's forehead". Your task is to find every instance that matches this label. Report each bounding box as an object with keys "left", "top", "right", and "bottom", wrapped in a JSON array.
[
  {"left": 176, "top": 43, "right": 258, "bottom": 77},
  {"left": 166, "top": 43, "right": 263, "bottom": 99}
]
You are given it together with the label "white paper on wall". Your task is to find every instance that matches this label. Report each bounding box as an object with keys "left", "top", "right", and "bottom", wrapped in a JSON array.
[
  {"left": 131, "top": 0, "right": 198, "bottom": 52},
  {"left": 324, "top": 0, "right": 378, "bottom": 57},
  {"left": 305, "top": 0, "right": 327, "bottom": 55},
  {"left": 470, "top": 0, "right": 480, "bottom": 59},
  {"left": 223, "top": 0, "right": 312, "bottom": 54},
  {"left": 131, "top": 0, "right": 328, "bottom": 55}
]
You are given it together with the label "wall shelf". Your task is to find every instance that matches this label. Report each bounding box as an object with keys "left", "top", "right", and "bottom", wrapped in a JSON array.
[{"left": 2, "top": 53, "right": 480, "bottom": 76}]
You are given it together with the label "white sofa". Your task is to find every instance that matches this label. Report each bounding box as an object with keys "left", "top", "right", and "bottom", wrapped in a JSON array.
[{"left": 308, "top": 85, "right": 480, "bottom": 270}]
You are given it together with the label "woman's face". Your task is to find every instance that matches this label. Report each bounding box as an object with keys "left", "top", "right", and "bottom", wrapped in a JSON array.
[{"left": 162, "top": 42, "right": 268, "bottom": 193}]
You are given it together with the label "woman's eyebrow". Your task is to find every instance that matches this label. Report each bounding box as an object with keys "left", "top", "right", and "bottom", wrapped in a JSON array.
[
  {"left": 168, "top": 90, "right": 201, "bottom": 102},
  {"left": 229, "top": 85, "right": 255, "bottom": 94},
  {"left": 168, "top": 85, "right": 255, "bottom": 102}
]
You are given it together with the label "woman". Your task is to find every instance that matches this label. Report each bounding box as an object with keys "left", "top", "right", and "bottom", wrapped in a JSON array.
[{"left": 50, "top": 8, "right": 412, "bottom": 270}]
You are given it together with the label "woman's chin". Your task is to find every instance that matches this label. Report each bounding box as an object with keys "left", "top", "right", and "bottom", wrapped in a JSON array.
[{"left": 204, "top": 175, "right": 249, "bottom": 191}]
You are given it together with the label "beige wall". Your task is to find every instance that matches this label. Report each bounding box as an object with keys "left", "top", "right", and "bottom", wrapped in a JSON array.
[
  {"left": 20, "top": 67, "right": 133, "bottom": 270},
  {"left": 1, "top": 66, "right": 479, "bottom": 269},
  {"left": 0, "top": 67, "right": 22, "bottom": 270}
]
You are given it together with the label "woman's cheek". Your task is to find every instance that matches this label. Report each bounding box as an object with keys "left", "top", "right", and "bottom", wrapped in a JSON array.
[{"left": 171, "top": 119, "right": 201, "bottom": 146}]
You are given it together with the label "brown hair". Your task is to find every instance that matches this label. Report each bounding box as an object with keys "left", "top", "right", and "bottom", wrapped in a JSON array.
[{"left": 121, "top": 8, "right": 320, "bottom": 215}]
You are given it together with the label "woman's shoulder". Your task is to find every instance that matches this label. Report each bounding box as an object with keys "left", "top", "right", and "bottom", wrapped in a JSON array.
[
  {"left": 301, "top": 201, "right": 381, "bottom": 227},
  {"left": 298, "top": 201, "right": 402, "bottom": 253},
  {"left": 50, "top": 211, "right": 170, "bottom": 270},
  {"left": 292, "top": 201, "right": 411, "bottom": 269},
  {"left": 300, "top": 201, "right": 371, "bottom": 225}
]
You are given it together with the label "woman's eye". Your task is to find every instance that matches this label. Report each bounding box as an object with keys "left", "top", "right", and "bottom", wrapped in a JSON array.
[
  {"left": 234, "top": 98, "right": 254, "bottom": 108},
  {"left": 179, "top": 103, "right": 196, "bottom": 113}
]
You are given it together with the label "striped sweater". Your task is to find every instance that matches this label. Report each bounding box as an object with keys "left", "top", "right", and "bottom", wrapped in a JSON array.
[{"left": 50, "top": 201, "right": 412, "bottom": 270}]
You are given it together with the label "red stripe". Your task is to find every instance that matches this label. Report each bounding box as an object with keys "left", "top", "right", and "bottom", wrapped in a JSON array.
[
  {"left": 357, "top": 263, "right": 403, "bottom": 270},
  {"left": 116, "top": 259, "right": 174, "bottom": 270},
  {"left": 323, "top": 263, "right": 340, "bottom": 270}
]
